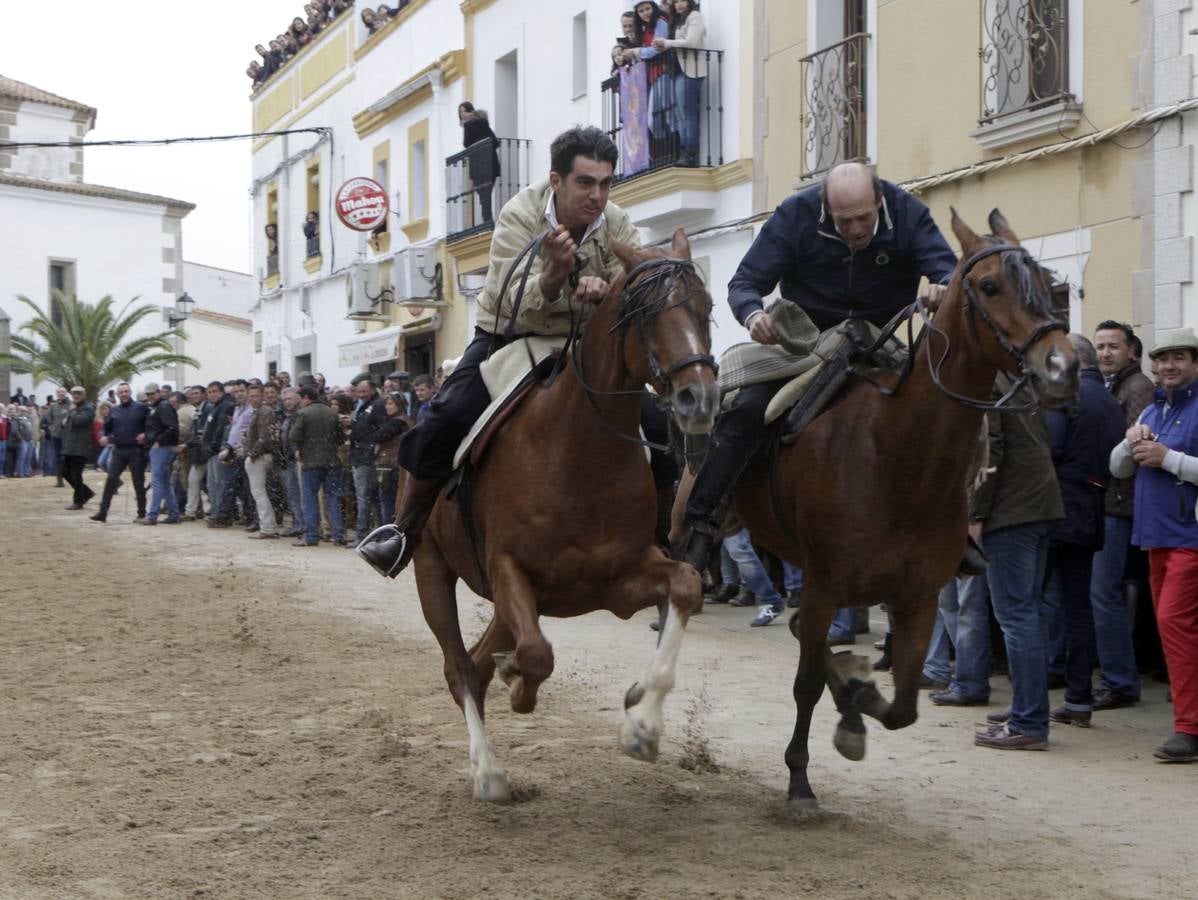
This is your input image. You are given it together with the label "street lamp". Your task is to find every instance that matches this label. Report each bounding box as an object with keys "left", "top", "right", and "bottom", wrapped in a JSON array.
[{"left": 168, "top": 291, "right": 195, "bottom": 327}]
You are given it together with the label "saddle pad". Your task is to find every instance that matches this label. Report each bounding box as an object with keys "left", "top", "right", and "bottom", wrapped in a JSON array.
[
  {"left": 763, "top": 360, "right": 826, "bottom": 425},
  {"left": 453, "top": 336, "right": 567, "bottom": 470}
]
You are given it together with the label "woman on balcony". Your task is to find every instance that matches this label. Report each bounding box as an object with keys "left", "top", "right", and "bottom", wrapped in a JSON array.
[
  {"left": 459, "top": 102, "right": 501, "bottom": 225},
  {"left": 623, "top": 1, "right": 672, "bottom": 166},
  {"left": 655, "top": 0, "right": 706, "bottom": 168}
]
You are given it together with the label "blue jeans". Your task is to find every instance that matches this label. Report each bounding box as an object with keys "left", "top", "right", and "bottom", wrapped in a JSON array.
[
  {"left": 17, "top": 441, "right": 33, "bottom": 475},
  {"left": 924, "top": 578, "right": 964, "bottom": 685},
  {"left": 207, "top": 456, "right": 227, "bottom": 514},
  {"left": 671, "top": 73, "right": 704, "bottom": 150},
  {"left": 147, "top": 446, "right": 179, "bottom": 521},
  {"left": 986, "top": 521, "right": 1052, "bottom": 739},
  {"left": 722, "top": 528, "right": 780, "bottom": 607},
  {"left": 379, "top": 468, "right": 398, "bottom": 524},
  {"left": 829, "top": 608, "right": 856, "bottom": 641},
  {"left": 1090, "top": 515, "right": 1141, "bottom": 698},
  {"left": 0, "top": 442, "right": 6, "bottom": 474},
  {"left": 353, "top": 463, "right": 380, "bottom": 536},
  {"left": 44, "top": 436, "right": 61, "bottom": 476},
  {"left": 782, "top": 562, "right": 804, "bottom": 592},
  {"left": 301, "top": 466, "right": 343, "bottom": 544},
  {"left": 945, "top": 574, "right": 993, "bottom": 700},
  {"left": 281, "top": 464, "right": 304, "bottom": 533},
  {"left": 97, "top": 445, "right": 112, "bottom": 472}
]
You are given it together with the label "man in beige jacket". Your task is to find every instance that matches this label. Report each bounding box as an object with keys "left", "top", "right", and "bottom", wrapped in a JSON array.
[{"left": 359, "top": 124, "right": 641, "bottom": 578}]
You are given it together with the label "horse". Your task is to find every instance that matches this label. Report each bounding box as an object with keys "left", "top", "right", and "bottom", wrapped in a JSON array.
[
  {"left": 667, "top": 209, "right": 1079, "bottom": 814},
  {"left": 412, "top": 228, "right": 719, "bottom": 801}
]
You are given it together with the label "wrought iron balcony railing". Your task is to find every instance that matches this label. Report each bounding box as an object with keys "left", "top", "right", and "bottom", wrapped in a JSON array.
[
  {"left": 445, "top": 137, "right": 531, "bottom": 243},
  {"left": 979, "top": 0, "right": 1070, "bottom": 125},
  {"left": 600, "top": 47, "right": 724, "bottom": 183},
  {"left": 266, "top": 252, "right": 279, "bottom": 277},
  {"left": 799, "top": 32, "right": 869, "bottom": 179},
  {"left": 305, "top": 234, "right": 320, "bottom": 258}
]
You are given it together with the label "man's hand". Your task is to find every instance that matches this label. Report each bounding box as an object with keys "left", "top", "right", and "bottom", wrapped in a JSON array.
[
  {"left": 1127, "top": 423, "right": 1153, "bottom": 443},
  {"left": 745, "top": 310, "right": 780, "bottom": 346},
  {"left": 968, "top": 521, "right": 983, "bottom": 545},
  {"left": 572, "top": 275, "right": 609, "bottom": 305},
  {"left": 1132, "top": 440, "right": 1168, "bottom": 468},
  {"left": 135, "top": 432, "right": 145, "bottom": 445},
  {"left": 918, "top": 283, "right": 948, "bottom": 310},
  {"left": 539, "top": 225, "right": 579, "bottom": 302}
]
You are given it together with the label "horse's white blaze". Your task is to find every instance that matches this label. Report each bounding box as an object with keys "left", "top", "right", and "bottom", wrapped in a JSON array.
[
  {"left": 462, "top": 693, "right": 510, "bottom": 802},
  {"left": 621, "top": 604, "right": 686, "bottom": 758}
]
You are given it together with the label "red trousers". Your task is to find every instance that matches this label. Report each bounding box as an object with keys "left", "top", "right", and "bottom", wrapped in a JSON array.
[{"left": 1148, "top": 548, "right": 1198, "bottom": 736}]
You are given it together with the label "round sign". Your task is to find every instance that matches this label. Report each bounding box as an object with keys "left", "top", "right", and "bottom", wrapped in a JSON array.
[{"left": 335, "top": 177, "right": 389, "bottom": 231}]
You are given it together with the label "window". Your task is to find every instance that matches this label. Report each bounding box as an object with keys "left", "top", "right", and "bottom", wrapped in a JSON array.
[
  {"left": 410, "top": 138, "right": 427, "bottom": 221},
  {"left": 799, "top": 0, "right": 872, "bottom": 178},
  {"left": 980, "top": 0, "right": 1070, "bottom": 125},
  {"left": 265, "top": 184, "right": 279, "bottom": 278},
  {"left": 305, "top": 161, "right": 321, "bottom": 259},
  {"left": 48, "top": 260, "right": 76, "bottom": 328},
  {"left": 572, "top": 12, "right": 588, "bottom": 99}
]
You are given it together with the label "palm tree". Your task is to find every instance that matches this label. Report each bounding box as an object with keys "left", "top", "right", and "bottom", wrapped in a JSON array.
[{"left": 0, "top": 292, "right": 199, "bottom": 401}]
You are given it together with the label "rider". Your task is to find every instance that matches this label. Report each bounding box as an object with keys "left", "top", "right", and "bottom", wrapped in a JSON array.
[
  {"left": 675, "top": 161, "right": 960, "bottom": 569},
  {"left": 359, "top": 125, "right": 642, "bottom": 578}
]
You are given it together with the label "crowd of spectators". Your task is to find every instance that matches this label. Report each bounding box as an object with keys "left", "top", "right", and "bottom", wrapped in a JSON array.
[
  {"left": 361, "top": 1, "right": 412, "bottom": 36},
  {"left": 1, "top": 387, "right": 74, "bottom": 482},
  {"left": 246, "top": 0, "right": 356, "bottom": 89}
]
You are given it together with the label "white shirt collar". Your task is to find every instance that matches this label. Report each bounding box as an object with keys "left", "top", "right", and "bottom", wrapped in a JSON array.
[{"left": 545, "top": 189, "right": 606, "bottom": 246}]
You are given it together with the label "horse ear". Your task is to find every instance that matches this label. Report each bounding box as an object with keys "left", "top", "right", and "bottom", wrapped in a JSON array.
[
  {"left": 950, "top": 207, "right": 979, "bottom": 254},
  {"left": 670, "top": 227, "right": 691, "bottom": 259},
  {"left": 610, "top": 238, "right": 642, "bottom": 273},
  {"left": 988, "top": 208, "right": 1020, "bottom": 244}
]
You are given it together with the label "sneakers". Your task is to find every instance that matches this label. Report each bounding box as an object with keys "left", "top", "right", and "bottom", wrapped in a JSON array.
[
  {"left": 1093, "top": 689, "right": 1137, "bottom": 711},
  {"left": 1153, "top": 732, "right": 1198, "bottom": 763},
  {"left": 1049, "top": 705, "right": 1092, "bottom": 728},
  {"left": 750, "top": 604, "right": 784, "bottom": 627},
  {"left": 728, "top": 588, "right": 757, "bottom": 608},
  {"left": 930, "top": 689, "right": 988, "bottom": 707},
  {"left": 974, "top": 723, "right": 1048, "bottom": 750}
]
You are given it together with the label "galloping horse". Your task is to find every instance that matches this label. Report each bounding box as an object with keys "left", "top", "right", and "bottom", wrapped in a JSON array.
[
  {"left": 413, "top": 229, "right": 719, "bottom": 801},
  {"left": 669, "top": 210, "right": 1079, "bottom": 813}
]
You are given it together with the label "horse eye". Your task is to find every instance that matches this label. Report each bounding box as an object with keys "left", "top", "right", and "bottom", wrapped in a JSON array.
[{"left": 979, "top": 278, "right": 1000, "bottom": 298}]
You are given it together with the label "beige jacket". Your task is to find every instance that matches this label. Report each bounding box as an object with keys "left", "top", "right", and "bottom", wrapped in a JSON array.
[
  {"left": 476, "top": 178, "right": 641, "bottom": 337},
  {"left": 660, "top": 12, "right": 707, "bottom": 79}
]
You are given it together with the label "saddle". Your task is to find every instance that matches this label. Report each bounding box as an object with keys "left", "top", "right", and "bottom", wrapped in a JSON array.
[{"left": 452, "top": 336, "right": 567, "bottom": 470}]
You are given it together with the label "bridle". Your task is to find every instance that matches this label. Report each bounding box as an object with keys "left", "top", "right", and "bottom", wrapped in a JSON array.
[{"left": 919, "top": 241, "right": 1068, "bottom": 412}]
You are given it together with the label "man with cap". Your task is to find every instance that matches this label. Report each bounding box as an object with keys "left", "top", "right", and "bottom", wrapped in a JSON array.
[
  {"left": 92, "top": 382, "right": 150, "bottom": 522},
  {"left": 138, "top": 382, "right": 181, "bottom": 525},
  {"left": 1110, "top": 326, "right": 1198, "bottom": 763},
  {"left": 61, "top": 386, "right": 96, "bottom": 509}
]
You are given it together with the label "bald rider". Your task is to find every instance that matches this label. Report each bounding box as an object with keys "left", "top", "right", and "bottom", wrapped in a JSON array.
[{"left": 676, "top": 162, "right": 959, "bottom": 568}]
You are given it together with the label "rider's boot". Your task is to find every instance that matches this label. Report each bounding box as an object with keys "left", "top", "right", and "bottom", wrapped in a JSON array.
[{"left": 356, "top": 475, "right": 442, "bottom": 578}]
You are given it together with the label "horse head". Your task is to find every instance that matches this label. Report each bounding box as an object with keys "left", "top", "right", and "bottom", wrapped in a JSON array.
[
  {"left": 609, "top": 228, "right": 719, "bottom": 434},
  {"left": 949, "top": 208, "right": 1078, "bottom": 406}
]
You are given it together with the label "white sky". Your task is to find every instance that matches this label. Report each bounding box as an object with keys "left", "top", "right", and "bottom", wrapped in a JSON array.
[{"left": 2, "top": 0, "right": 311, "bottom": 274}]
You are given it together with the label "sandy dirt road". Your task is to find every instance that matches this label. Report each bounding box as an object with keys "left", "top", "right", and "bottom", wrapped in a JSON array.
[{"left": 1, "top": 476, "right": 1194, "bottom": 898}]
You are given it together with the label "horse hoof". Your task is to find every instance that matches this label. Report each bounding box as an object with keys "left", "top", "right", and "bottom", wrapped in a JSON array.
[
  {"left": 473, "top": 769, "right": 512, "bottom": 803},
  {"left": 833, "top": 724, "right": 867, "bottom": 761},
  {"left": 509, "top": 678, "right": 538, "bottom": 714},
  {"left": 790, "top": 797, "right": 821, "bottom": 819},
  {"left": 624, "top": 681, "right": 646, "bottom": 710},
  {"left": 493, "top": 652, "right": 520, "bottom": 686},
  {"left": 618, "top": 718, "right": 660, "bottom": 763}
]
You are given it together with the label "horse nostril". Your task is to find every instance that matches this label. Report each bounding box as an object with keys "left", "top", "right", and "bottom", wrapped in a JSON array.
[{"left": 674, "top": 385, "right": 699, "bottom": 417}]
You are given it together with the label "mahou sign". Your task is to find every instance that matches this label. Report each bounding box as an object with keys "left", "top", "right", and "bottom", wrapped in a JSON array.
[{"left": 335, "top": 177, "right": 389, "bottom": 231}]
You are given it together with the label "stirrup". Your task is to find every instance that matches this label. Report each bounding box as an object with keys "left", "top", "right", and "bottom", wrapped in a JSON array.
[{"left": 356, "top": 524, "right": 408, "bottom": 578}]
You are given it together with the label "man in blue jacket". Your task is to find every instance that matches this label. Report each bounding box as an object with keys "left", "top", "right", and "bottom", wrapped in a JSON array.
[
  {"left": 677, "top": 162, "right": 958, "bottom": 568},
  {"left": 90, "top": 382, "right": 150, "bottom": 522}
]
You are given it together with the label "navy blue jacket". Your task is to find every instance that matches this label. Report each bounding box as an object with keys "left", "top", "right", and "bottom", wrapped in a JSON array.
[
  {"left": 1046, "top": 367, "right": 1125, "bottom": 549},
  {"left": 728, "top": 179, "right": 958, "bottom": 331},
  {"left": 103, "top": 400, "right": 150, "bottom": 449}
]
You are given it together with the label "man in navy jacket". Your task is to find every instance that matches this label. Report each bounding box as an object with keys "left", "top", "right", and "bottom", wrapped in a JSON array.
[{"left": 678, "top": 162, "right": 957, "bottom": 566}]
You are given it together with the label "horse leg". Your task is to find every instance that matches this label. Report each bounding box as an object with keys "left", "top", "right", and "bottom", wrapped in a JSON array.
[
  {"left": 414, "top": 544, "right": 510, "bottom": 802},
  {"left": 785, "top": 598, "right": 835, "bottom": 815},
  {"left": 667, "top": 468, "right": 697, "bottom": 548},
  {"left": 490, "top": 554, "right": 554, "bottom": 715},
  {"left": 620, "top": 555, "right": 702, "bottom": 762},
  {"left": 468, "top": 613, "right": 516, "bottom": 698},
  {"left": 854, "top": 596, "right": 938, "bottom": 731}
]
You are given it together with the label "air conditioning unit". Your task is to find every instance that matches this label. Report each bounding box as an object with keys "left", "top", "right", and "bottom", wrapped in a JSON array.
[
  {"left": 346, "top": 263, "right": 388, "bottom": 318},
  {"left": 392, "top": 246, "right": 443, "bottom": 306}
]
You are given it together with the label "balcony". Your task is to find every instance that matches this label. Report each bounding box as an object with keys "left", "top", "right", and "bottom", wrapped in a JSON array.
[
  {"left": 305, "top": 233, "right": 320, "bottom": 259},
  {"left": 799, "top": 33, "right": 869, "bottom": 179},
  {"left": 445, "top": 137, "right": 531, "bottom": 243},
  {"left": 979, "top": 0, "right": 1069, "bottom": 125},
  {"left": 600, "top": 48, "right": 724, "bottom": 183}
]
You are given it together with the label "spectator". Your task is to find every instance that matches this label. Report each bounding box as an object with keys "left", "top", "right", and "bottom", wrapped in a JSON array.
[
  {"left": 623, "top": 1, "right": 672, "bottom": 164},
  {"left": 183, "top": 385, "right": 210, "bottom": 521},
  {"left": 291, "top": 384, "right": 347, "bottom": 547},
  {"left": 303, "top": 211, "right": 320, "bottom": 257},
  {"left": 723, "top": 528, "right": 785, "bottom": 627},
  {"left": 202, "top": 382, "right": 235, "bottom": 523},
  {"left": 969, "top": 373, "right": 1064, "bottom": 751},
  {"left": 4, "top": 404, "right": 23, "bottom": 477},
  {"left": 618, "top": 10, "right": 637, "bottom": 49},
  {"left": 371, "top": 391, "right": 409, "bottom": 525},
  {"left": 1091, "top": 320, "right": 1155, "bottom": 709},
  {"left": 278, "top": 387, "right": 306, "bottom": 537},
  {"left": 1040, "top": 335, "right": 1125, "bottom": 728},
  {"left": 212, "top": 380, "right": 257, "bottom": 531},
  {"left": 290, "top": 16, "right": 312, "bottom": 48},
  {"left": 247, "top": 61, "right": 265, "bottom": 87},
  {"left": 244, "top": 383, "right": 282, "bottom": 539},
  {"left": 95, "top": 403, "right": 113, "bottom": 472},
  {"left": 411, "top": 374, "right": 435, "bottom": 424},
  {"left": 277, "top": 371, "right": 292, "bottom": 389},
  {"left": 1110, "top": 327, "right": 1198, "bottom": 763},
  {"left": 61, "top": 387, "right": 96, "bottom": 510},
  {"left": 91, "top": 383, "right": 149, "bottom": 522},
  {"left": 654, "top": 0, "right": 707, "bottom": 167},
  {"left": 349, "top": 373, "right": 388, "bottom": 542},
  {"left": 0, "top": 407, "right": 7, "bottom": 476},
  {"left": 138, "top": 383, "right": 181, "bottom": 525},
  {"left": 459, "top": 102, "right": 501, "bottom": 224},
  {"left": 361, "top": 7, "right": 381, "bottom": 33},
  {"left": 47, "top": 386, "right": 70, "bottom": 485}
]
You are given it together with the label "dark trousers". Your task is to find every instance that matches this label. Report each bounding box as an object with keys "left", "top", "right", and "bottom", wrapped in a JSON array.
[
  {"left": 97, "top": 445, "right": 147, "bottom": 516},
  {"left": 685, "top": 379, "right": 784, "bottom": 528},
  {"left": 62, "top": 454, "right": 93, "bottom": 506},
  {"left": 217, "top": 458, "right": 256, "bottom": 525},
  {"left": 1045, "top": 542, "right": 1098, "bottom": 709}
]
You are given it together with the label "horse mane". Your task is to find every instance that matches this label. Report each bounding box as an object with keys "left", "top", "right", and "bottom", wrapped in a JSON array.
[
  {"left": 608, "top": 254, "right": 711, "bottom": 346},
  {"left": 979, "top": 233, "right": 1058, "bottom": 320}
]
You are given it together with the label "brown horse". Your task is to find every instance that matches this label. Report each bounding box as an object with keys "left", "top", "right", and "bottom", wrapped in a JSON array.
[
  {"left": 412, "top": 229, "right": 718, "bottom": 801},
  {"left": 669, "top": 210, "right": 1079, "bottom": 814}
]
